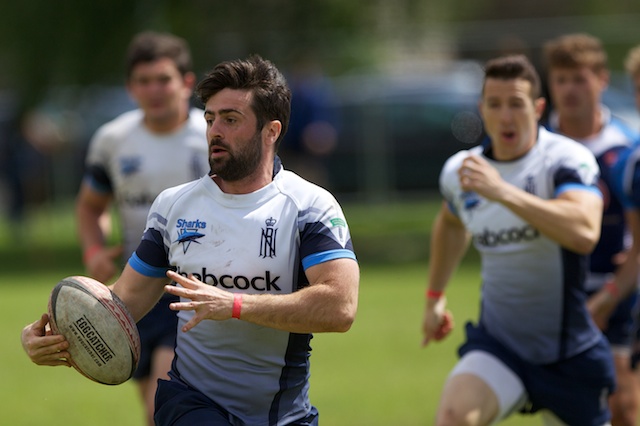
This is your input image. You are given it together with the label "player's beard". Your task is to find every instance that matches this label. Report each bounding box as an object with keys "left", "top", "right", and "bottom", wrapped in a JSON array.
[{"left": 209, "top": 130, "right": 263, "bottom": 182}]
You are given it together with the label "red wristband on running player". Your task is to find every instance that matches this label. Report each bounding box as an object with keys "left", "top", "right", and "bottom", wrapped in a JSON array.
[
  {"left": 83, "top": 244, "right": 102, "bottom": 264},
  {"left": 604, "top": 281, "right": 619, "bottom": 298},
  {"left": 426, "top": 289, "right": 444, "bottom": 300}
]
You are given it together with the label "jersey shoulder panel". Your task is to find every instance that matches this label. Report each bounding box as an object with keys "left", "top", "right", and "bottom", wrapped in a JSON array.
[
  {"left": 86, "top": 109, "right": 143, "bottom": 164},
  {"left": 439, "top": 147, "right": 482, "bottom": 203},
  {"left": 274, "top": 169, "right": 355, "bottom": 261},
  {"left": 273, "top": 169, "right": 337, "bottom": 208},
  {"left": 539, "top": 128, "right": 601, "bottom": 189},
  {"left": 609, "top": 115, "right": 640, "bottom": 142}
]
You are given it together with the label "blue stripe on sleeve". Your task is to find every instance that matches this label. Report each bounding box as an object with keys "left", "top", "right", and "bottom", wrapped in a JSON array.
[
  {"left": 302, "top": 249, "right": 357, "bottom": 270},
  {"left": 128, "top": 252, "right": 169, "bottom": 278},
  {"left": 555, "top": 183, "right": 602, "bottom": 198}
]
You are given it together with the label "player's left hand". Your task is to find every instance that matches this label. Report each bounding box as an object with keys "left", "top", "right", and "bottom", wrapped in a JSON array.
[
  {"left": 20, "top": 313, "right": 72, "bottom": 367},
  {"left": 586, "top": 289, "right": 617, "bottom": 330},
  {"left": 165, "top": 270, "right": 235, "bottom": 332},
  {"left": 422, "top": 296, "right": 454, "bottom": 347},
  {"left": 459, "top": 155, "right": 510, "bottom": 202}
]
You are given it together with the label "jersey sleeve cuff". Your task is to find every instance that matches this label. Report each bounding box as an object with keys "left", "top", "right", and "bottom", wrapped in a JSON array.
[
  {"left": 302, "top": 249, "right": 357, "bottom": 270},
  {"left": 128, "top": 252, "right": 169, "bottom": 278}
]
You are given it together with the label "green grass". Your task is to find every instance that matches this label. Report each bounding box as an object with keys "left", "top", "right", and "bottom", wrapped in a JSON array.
[{"left": 1, "top": 199, "right": 541, "bottom": 425}]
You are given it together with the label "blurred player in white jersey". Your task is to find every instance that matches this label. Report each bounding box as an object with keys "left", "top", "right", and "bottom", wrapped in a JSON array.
[
  {"left": 422, "top": 54, "right": 615, "bottom": 425},
  {"left": 625, "top": 46, "right": 640, "bottom": 114},
  {"left": 22, "top": 54, "right": 359, "bottom": 426},
  {"left": 543, "top": 33, "right": 640, "bottom": 426},
  {"left": 75, "top": 31, "right": 208, "bottom": 425}
]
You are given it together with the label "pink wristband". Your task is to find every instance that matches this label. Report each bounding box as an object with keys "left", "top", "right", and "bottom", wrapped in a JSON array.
[
  {"left": 232, "top": 293, "right": 243, "bottom": 319},
  {"left": 83, "top": 244, "right": 102, "bottom": 264},
  {"left": 426, "top": 289, "right": 444, "bottom": 300},
  {"left": 604, "top": 281, "right": 619, "bottom": 298}
]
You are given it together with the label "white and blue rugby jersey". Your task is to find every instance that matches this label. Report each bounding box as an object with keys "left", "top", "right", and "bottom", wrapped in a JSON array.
[
  {"left": 547, "top": 106, "right": 640, "bottom": 290},
  {"left": 84, "top": 108, "right": 209, "bottom": 258},
  {"left": 612, "top": 142, "right": 640, "bottom": 210},
  {"left": 128, "top": 164, "right": 356, "bottom": 425},
  {"left": 440, "top": 127, "right": 602, "bottom": 364}
]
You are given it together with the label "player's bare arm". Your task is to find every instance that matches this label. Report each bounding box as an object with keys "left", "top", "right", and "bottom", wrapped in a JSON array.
[
  {"left": 166, "top": 258, "right": 359, "bottom": 334},
  {"left": 460, "top": 155, "right": 602, "bottom": 254},
  {"left": 588, "top": 208, "right": 640, "bottom": 327},
  {"left": 422, "top": 203, "right": 469, "bottom": 346},
  {"left": 109, "top": 264, "right": 169, "bottom": 322},
  {"left": 613, "top": 209, "right": 640, "bottom": 298},
  {"left": 76, "top": 183, "right": 123, "bottom": 282},
  {"left": 21, "top": 313, "right": 71, "bottom": 367}
]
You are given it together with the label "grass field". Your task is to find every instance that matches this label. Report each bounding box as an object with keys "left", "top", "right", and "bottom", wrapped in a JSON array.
[{"left": 1, "top": 199, "right": 542, "bottom": 425}]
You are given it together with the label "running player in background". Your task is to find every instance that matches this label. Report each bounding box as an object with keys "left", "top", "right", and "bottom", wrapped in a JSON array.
[
  {"left": 625, "top": 45, "right": 640, "bottom": 114},
  {"left": 422, "top": 54, "right": 615, "bottom": 425},
  {"left": 619, "top": 43, "right": 640, "bottom": 423},
  {"left": 22, "top": 54, "right": 359, "bottom": 426},
  {"left": 75, "top": 31, "right": 208, "bottom": 425},
  {"left": 543, "top": 33, "right": 640, "bottom": 426}
]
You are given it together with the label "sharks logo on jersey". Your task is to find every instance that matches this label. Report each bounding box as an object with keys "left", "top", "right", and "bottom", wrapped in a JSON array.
[
  {"left": 119, "top": 156, "right": 142, "bottom": 176},
  {"left": 175, "top": 218, "right": 206, "bottom": 254},
  {"left": 461, "top": 191, "right": 481, "bottom": 211}
]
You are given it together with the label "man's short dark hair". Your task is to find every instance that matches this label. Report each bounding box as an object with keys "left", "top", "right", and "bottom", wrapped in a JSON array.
[
  {"left": 195, "top": 55, "right": 292, "bottom": 150},
  {"left": 125, "top": 31, "right": 192, "bottom": 79},
  {"left": 483, "top": 54, "right": 542, "bottom": 99},
  {"left": 543, "top": 33, "right": 607, "bottom": 74}
]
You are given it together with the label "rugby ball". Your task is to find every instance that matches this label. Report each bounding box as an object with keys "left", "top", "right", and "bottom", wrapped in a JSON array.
[{"left": 48, "top": 276, "right": 140, "bottom": 385}]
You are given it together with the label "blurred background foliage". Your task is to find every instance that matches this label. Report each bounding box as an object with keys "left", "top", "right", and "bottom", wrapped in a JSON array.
[
  {"left": 2, "top": 1, "right": 640, "bottom": 261},
  {"left": 2, "top": 0, "right": 640, "bottom": 111}
]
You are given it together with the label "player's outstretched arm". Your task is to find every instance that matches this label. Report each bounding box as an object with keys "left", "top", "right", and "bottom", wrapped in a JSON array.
[
  {"left": 422, "top": 202, "right": 468, "bottom": 347},
  {"left": 76, "top": 183, "right": 123, "bottom": 283},
  {"left": 21, "top": 313, "right": 71, "bottom": 367},
  {"left": 588, "top": 208, "right": 640, "bottom": 327},
  {"left": 166, "top": 257, "right": 360, "bottom": 334}
]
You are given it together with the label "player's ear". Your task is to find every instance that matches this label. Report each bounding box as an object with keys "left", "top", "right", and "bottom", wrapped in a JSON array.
[
  {"left": 263, "top": 120, "right": 282, "bottom": 147},
  {"left": 534, "top": 97, "right": 546, "bottom": 121},
  {"left": 183, "top": 71, "right": 197, "bottom": 94}
]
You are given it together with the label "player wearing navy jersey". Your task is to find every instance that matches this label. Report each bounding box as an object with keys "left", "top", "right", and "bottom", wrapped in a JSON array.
[
  {"left": 22, "top": 55, "right": 359, "bottom": 426},
  {"left": 75, "top": 32, "right": 208, "bottom": 426},
  {"left": 422, "top": 55, "right": 615, "bottom": 425},
  {"left": 543, "top": 33, "right": 640, "bottom": 426}
]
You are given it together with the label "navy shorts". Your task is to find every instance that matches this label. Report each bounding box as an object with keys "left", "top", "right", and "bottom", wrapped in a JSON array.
[
  {"left": 133, "top": 293, "right": 178, "bottom": 380},
  {"left": 601, "top": 291, "right": 637, "bottom": 348},
  {"left": 630, "top": 297, "right": 640, "bottom": 368},
  {"left": 459, "top": 322, "right": 616, "bottom": 426},
  {"left": 154, "top": 376, "right": 319, "bottom": 426}
]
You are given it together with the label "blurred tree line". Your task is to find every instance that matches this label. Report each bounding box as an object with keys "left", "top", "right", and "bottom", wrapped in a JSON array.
[
  {"left": 1, "top": 0, "right": 640, "bottom": 220},
  {"left": 1, "top": 0, "right": 640, "bottom": 113}
]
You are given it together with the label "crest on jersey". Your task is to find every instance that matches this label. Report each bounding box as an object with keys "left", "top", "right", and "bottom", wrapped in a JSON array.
[
  {"left": 119, "top": 156, "right": 141, "bottom": 176},
  {"left": 524, "top": 175, "right": 536, "bottom": 195},
  {"left": 175, "top": 218, "right": 206, "bottom": 254},
  {"left": 461, "top": 191, "right": 480, "bottom": 211},
  {"left": 260, "top": 217, "right": 278, "bottom": 258}
]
